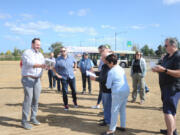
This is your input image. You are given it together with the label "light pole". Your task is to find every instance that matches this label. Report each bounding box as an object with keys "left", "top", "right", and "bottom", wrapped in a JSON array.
[
  {"left": 114, "top": 31, "right": 127, "bottom": 51},
  {"left": 115, "top": 32, "right": 117, "bottom": 51},
  {"left": 80, "top": 41, "right": 83, "bottom": 47}
]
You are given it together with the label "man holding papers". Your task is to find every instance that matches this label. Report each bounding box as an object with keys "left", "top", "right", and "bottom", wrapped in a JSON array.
[
  {"left": 21, "top": 38, "right": 45, "bottom": 130},
  {"left": 90, "top": 52, "right": 111, "bottom": 126}
]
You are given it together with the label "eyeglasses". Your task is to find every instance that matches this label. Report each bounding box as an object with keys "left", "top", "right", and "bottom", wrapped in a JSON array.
[
  {"left": 136, "top": 53, "right": 140, "bottom": 55},
  {"left": 60, "top": 50, "right": 66, "bottom": 52}
]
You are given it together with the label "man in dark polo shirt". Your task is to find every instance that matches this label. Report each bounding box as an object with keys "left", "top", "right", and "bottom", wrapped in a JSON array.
[
  {"left": 91, "top": 51, "right": 112, "bottom": 126},
  {"left": 152, "top": 37, "right": 180, "bottom": 135}
]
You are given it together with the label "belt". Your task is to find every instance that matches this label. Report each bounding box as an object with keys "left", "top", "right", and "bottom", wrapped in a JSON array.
[{"left": 23, "top": 76, "right": 39, "bottom": 79}]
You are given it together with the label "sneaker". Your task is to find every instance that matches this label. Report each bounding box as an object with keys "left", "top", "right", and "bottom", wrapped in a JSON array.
[
  {"left": 101, "top": 132, "right": 114, "bottom": 135},
  {"left": 117, "top": 127, "right": 126, "bottom": 132},
  {"left": 81, "top": 91, "right": 85, "bottom": 94},
  {"left": 30, "top": 119, "right": 40, "bottom": 125},
  {"left": 140, "top": 100, "right": 144, "bottom": 105},
  {"left": 160, "top": 129, "right": 178, "bottom": 135},
  {"left": 145, "top": 90, "right": 149, "bottom": 93},
  {"left": 89, "top": 91, "right": 92, "bottom": 94},
  {"left": 22, "top": 122, "right": 32, "bottom": 130},
  {"left": 131, "top": 99, "right": 136, "bottom": 103},
  {"left": 74, "top": 102, "right": 78, "bottom": 108},
  {"left": 98, "top": 118, "right": 105, "bottom": 122},
  {"left": 64, "top": 105, "right": 69, "bottom": 111},
  {"left": 91, "top": 105, "right": 100, "bottom": 109},
  {"left": 99, "top": 121, "right": 107, "bottom": 126}
]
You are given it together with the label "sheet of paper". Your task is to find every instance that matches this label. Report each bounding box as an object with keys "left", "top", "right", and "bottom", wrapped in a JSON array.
[
  {"left": 150, "top": 61, "right": 156, "bottom": 68},
  {"left": 86, "top": 70, "right": 96, "bottom": 77},
  {"left": 45, "top": 58, "right": 56, "bottom": 67}
]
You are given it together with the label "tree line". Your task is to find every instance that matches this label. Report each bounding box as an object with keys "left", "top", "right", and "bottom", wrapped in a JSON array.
[{"left": 1, "top": 41, "right": 180, "bottom": 60}]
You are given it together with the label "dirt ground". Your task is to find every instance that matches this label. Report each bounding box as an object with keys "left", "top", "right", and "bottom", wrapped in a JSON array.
[{"left": 0, "top": 61, "right": 179, "bottom": 135}]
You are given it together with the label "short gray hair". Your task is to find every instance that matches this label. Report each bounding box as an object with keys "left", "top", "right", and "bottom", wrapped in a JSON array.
[{"left": 165, "top": 37, "right": 178, "bottom": 48}]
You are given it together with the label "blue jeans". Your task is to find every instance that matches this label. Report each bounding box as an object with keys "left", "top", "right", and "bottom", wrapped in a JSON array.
[
  {"left": 110, "top": 91, "right": 129, "bottom": 131},
  {"left": 61, "top": 77, "right": 77, "bottom": 106},
  {"left": 48, "top": 70, "right": 56, "bottom": 88},
  {"left": 97, "top": 83, "right": 102, "bottom": 105},
  {"left": 102, "top": 92, "right": 112, "bottom": 124},
  {"left": 56, "top": 77, "right": 61, "bottom": 92},
  {"left": 81, "top": 73, "right": 91, "bottom": 92}
]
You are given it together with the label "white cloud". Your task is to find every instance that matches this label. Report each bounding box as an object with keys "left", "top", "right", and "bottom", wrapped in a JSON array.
[
  {"left": 21, "top": 21, "right": 52, "bottom": 30},
  {"left": 0, "top": 13, "right": 11, "bottom": 19},
  {"left": 58, "top": 34, "right": 76, "bottom": 38},
  {"left": 3, "top": 35, "right": 26, "bottom": 45},
  {"left": 89, "top": 36, "right": 125, "bottom": 45},
  {"left": 5, "top": 21, "right": 97, "bottom": 36},
  {"left": 150, "top": 24, "right": 160, "bottom": 28},
  {"left": 68, "top": 11, "right": 75, "bottom": 15},
  {"left": 130, "top": 25, "right": 145, "bottom": 30},
  {"left": 68, "top": 8, "right": 90, "bottom": 16},
  {"left": 130, "top": 24, "right": 160, "bottom": 30},
  {"left": 88, "top": 28, "right": 98, "bottom": 36},
  {"left": 163, "top": 0, "right": 180, "bottom": 5},
  {"left": 11, "top": 26, "right": 40, "bottom": 35},
  {"left": 20, "top": 13, "right": 33, "bottom": 20},
  {"left": 101, "top": 25, "right": 116, "bottom": 30},
  {"left": 5, "top": 22, "right": 41, "bottom": 35},
  {"left": 53, "top": 25, "right": 97, "bottom": 36},
  {"left": 4, "top": 35, "right": 21, "bottom": 41},
  {"left": 77, "top": 9, "right": 90, "bottom": 16}
]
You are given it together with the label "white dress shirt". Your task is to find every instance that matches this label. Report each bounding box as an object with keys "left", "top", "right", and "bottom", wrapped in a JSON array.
[{"left": 21, "top": 48, "right": 45, "bottom": 77}]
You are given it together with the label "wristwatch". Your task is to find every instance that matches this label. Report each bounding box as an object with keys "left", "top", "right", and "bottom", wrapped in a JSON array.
[{"left": 164, "top": 68, "right": 168, "bottom": 73}]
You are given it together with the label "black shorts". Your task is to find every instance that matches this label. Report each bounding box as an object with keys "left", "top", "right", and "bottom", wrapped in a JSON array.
[{"left": 161, "top": 86, "right": 180, "bottom": 116}]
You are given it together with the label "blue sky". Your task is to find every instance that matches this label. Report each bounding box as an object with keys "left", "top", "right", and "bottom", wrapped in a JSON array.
[{"left": 0, "top": 0, "right": 180, "bottom": 53}]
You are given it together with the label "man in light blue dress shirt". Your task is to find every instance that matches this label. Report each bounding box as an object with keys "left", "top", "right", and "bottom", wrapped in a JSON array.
[{"left": 53, "top": 47, "right": 78, "bottom": 111}]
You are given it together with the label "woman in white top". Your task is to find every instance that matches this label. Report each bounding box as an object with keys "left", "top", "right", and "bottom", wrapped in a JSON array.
[{"left": 101, "top": 54, "right": 130, "bottom": 135}]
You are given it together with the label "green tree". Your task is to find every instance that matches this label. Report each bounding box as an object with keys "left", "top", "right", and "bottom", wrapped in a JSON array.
[
  {"left": 49, "top": 42, "right": 63, "bottom": 58},
  {"left": 141, "top": 45, "right": 150, "bottom": 56},
  {"left": 39, "top": 48, "right": 43, "bottom": 54},
  {"left": 155, "top": 45, "right": 166, "bottom": 56},
  {"left": 13, "top": 47, "right": 22, "bottom": 56},
  {"left": 131, "top": 45, "right": 139, "bottom": 51},
  {"left": 6, "top": 50, "right": 12, "bottom": 56},
  {"left": 0, "top": 52, "right": 4, "bottom": 55},
  {"left": 178, "top": 41, "right": 180, "bottom": 49},
  {"left": 149, "top": 49, "right": 155, "bottom": 56}
]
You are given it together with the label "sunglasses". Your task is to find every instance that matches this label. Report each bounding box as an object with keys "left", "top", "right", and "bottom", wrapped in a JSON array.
[{"left": 60, "top": 50, "right": 66, "bottom": 52}]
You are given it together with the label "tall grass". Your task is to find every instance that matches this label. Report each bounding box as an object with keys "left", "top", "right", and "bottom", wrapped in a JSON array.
[{"left": 0, "top": 55, "right": 21, "bottom": 61}]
